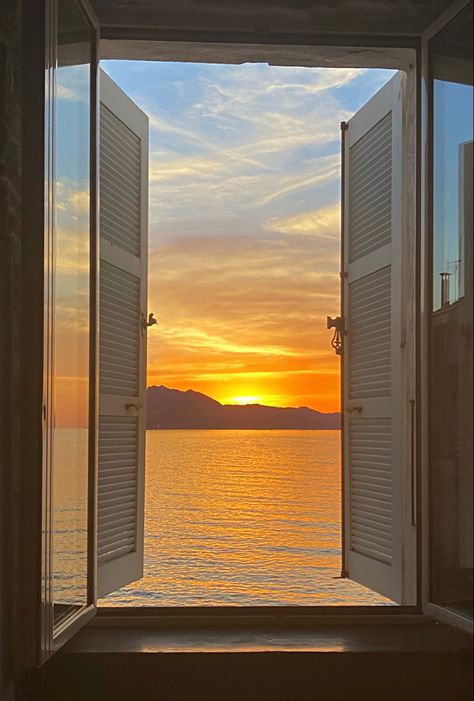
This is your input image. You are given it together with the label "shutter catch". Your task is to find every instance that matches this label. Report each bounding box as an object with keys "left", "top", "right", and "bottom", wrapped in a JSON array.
[
  {"left": 327, "top": 316, "right": 344, "bottom": 355},
  {"left": 143, "top": 312, "right": 157, "bottom": 332}
]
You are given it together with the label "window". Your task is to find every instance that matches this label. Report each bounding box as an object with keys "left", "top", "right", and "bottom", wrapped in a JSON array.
[
  {"left": 33, "top": 0, "right": 473, "bottom": 670},
  {"left": 41, "top": 0, "right": 98, "bottom": 656},
  {"left": 98, "top": 67, "right": 415, "bottom": 605},
  {"left": 52, "top": 0, "right": 93, "bottom": 628},
  {"left": 429, "top": 3, "right": 473, "bottom": 622},
  {"left": 43, "top": 23, "right": 418, "bottom": 643}
]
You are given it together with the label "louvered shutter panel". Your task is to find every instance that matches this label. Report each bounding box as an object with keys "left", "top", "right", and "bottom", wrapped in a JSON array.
[
  {"left": 341, "top": 72, "right": 414, "bottom": 603},
  {"left": 98, "top": 70, "right": 149, "bottom": 598}
]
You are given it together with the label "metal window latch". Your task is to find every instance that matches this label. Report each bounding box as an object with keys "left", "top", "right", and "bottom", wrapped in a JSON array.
[
  {"left": 327, "top": 316, "right": 344, "bottom": 355},
  {"left": 143, "top": 312, "right": 157, "bottom": 331}
]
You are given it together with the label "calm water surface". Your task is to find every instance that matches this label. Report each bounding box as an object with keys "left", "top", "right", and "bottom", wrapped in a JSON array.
[{"left": 102, "top": 430, "right": 388, "bottom": 606}]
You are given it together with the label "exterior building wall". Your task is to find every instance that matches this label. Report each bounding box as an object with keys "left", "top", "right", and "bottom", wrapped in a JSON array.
[{"left": 0, "top": 2, "right": 22, "bottom": 700}]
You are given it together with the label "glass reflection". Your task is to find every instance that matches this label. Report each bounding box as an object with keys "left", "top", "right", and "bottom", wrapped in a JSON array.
[
  {"left": 53, "top": 0, "right": 91, "bottom": 627},
  {"left": 430, "top": 5, "right": 473, "bottom": 619}
]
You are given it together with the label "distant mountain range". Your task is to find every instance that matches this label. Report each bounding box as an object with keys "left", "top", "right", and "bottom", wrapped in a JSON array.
[{"left": 146, "top": 385, "right": 340, "bottom": 430}]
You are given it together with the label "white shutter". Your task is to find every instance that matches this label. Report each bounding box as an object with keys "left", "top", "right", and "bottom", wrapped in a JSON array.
[
  {"left": 97, "top": 70, "right": 149, "bottom": 598},
  {"left": 341, "top": 72, "right": 415, "bottom": 604}
]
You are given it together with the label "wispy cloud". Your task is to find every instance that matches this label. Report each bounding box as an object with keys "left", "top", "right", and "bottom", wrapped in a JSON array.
[
  {"left": 57, "top": 64, "right": 89, "bottom": 102},
  {"left": 140, "top": 65, "right": 368, "bottom": 227},
  {"left": 265, "top": 202, "right": 340, "bottom": 237}
]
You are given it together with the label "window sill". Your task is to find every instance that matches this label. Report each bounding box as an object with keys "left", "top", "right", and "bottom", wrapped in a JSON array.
[
  {"left": 35, "top": 614, "right": 473, "bottom": 701},
  {"left": 62, "top": 609, "right": 471, "bottom": 655}
]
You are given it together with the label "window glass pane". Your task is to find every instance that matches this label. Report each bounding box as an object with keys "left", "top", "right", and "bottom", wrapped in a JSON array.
[
  {"left": 53, "top": 0, "right": 92, "bottom": 628},
  {"left": 430, "top": 5, "right": 473, "bottom": 619}
]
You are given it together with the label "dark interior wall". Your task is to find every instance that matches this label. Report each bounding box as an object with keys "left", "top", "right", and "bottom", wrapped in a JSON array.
[
  {"left": 92, "top": 0, "right": 455, "bottom": 36},
  {"left": 0, "top": 2, "right": 22, "bottom": 701}
]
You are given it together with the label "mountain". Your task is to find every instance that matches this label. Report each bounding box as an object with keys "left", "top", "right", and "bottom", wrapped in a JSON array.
[{"left": 146, "top": 385, "right": 340, "bottom": 430}]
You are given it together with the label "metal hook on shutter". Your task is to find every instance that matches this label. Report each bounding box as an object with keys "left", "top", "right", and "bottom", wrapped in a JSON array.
[
  {"left": 327, "top": 316, "right": 344, "bottom": 355},
  {"left": 142, "top": 312, "right": 157, "bottom": 332}
]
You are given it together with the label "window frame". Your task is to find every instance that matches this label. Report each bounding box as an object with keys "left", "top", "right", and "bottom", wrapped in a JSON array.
[
  {"left": 35, "top": 0, "right": 100, "bottom": 663},
  {"left": 53, "top": 0, "right": 100, "bottom": 654},
  {"left": 95, "top": 42, "right": 421, "bottom": 619},
  {"left": 18, "top": 6, "right": 474, "bottom": 678},
  {"left": 420, "top": 0, "right": 474, "bottom": 636}
]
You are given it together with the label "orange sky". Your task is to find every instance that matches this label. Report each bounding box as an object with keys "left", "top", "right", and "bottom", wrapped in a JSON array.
[{"left": 146, "top": 204, "right": 341, "bottom": 412}]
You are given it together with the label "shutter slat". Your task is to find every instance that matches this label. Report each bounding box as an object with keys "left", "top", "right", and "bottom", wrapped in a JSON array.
[
  {"left": 100, "top": 103, "right": 141, "bottom": 257},
  {"left": 349, "top": 266, "right": 391, "bottom": 399},
  {"left": 97, "top": 415, "right": 138, "bottom": 566},
  {"left": 100, "top": 261, "right": 140, "bottom": 397},
  {"left": 348, "top": 111, "right": 392, "bottom": 263},
  {"left": 349, "top": 418, "right": 393, "bottom": 564}
]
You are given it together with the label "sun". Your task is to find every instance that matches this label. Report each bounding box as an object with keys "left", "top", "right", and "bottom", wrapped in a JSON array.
[{"left": 230, "top": 395, "right": 261, "bottom": 405}]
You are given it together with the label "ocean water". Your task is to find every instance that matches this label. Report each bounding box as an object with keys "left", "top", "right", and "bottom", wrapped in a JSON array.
[{"left": 101, "top": 430, "right": 389, "bottom": 606}]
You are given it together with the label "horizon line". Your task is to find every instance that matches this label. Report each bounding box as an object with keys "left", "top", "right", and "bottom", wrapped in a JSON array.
[{"left": 147, "top": 383, "right": 341, "bottom": 414}]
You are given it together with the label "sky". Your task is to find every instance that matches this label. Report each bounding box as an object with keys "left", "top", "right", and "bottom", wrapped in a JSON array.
[
  {"left": 55, "top": 62, "right": 91, "bottom": 429},
  {"left": 99, "top": 61, "right": 395, "bottom": 413},
  {"left": 433, "top": 79, "right": 474, "bottom": 308}
]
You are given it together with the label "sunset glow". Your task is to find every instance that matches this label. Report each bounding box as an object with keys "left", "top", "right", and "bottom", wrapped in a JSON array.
[
  {"left": 230, "top": 396, "right": 262, "bottom": 406},
  {"left": 115, "top": 62, "right": 394, "bottom": 414},
  {"left": 56, "top": 61, "right": 395, "bottom": 423}
]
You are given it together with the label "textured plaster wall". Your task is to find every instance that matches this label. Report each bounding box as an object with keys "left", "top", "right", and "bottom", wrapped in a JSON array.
[{"left": 0, "top": 1, "right": 22, "bottom": 700}]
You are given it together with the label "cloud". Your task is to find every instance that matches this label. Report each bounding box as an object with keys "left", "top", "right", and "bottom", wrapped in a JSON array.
[
  {"left": 57, "top": 64, "right": 89, "bottom": 102},
  {"left": 68, "top": 189, "right": 89, "bottom": 214},
  {"left": 265, "top": 202, "right": 340, "bottom": 237},
  {"left": 139, "top": 65, "right": 368, "bottom": 226},
  {"left": 156, "top": 325, "right": 302, "bottom": 358},
  {"left": 255, "top": 159, "right": 339, "bottom": 206},
  {"left": 57, "top": 84, "right": 79, "bottom": 101},
  {"left": 262, "top": 68, "right": 366, "bottom": 95},
  {"left": 56, "top": 180, "right": 89, "bottom": 217}
]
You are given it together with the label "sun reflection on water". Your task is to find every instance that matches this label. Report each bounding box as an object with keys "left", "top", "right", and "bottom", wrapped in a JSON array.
[{"left": 100, "top": 430, "right": 390, "bottom": 606}]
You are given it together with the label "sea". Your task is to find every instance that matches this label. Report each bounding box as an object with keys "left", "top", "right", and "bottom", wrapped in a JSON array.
[{"left": 101, "top": 429, "right": 388, "bottom": 606}]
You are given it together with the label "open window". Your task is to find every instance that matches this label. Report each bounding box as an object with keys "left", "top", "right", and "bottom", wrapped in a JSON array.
[
  {"left": 39, "top": 1, "right": 150, "bottom": 661},
  {"left": 35, "top": 0, "right": 474, "bottom": 669},
  {"left": 92, "top": 67, "right": 417, "bottom": 608},
  {"left": 341, "top": 72, "right": 416, "bottom": 604},
  {"left": 40, "top": 22, "right": 419, "bottom": 663}
]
